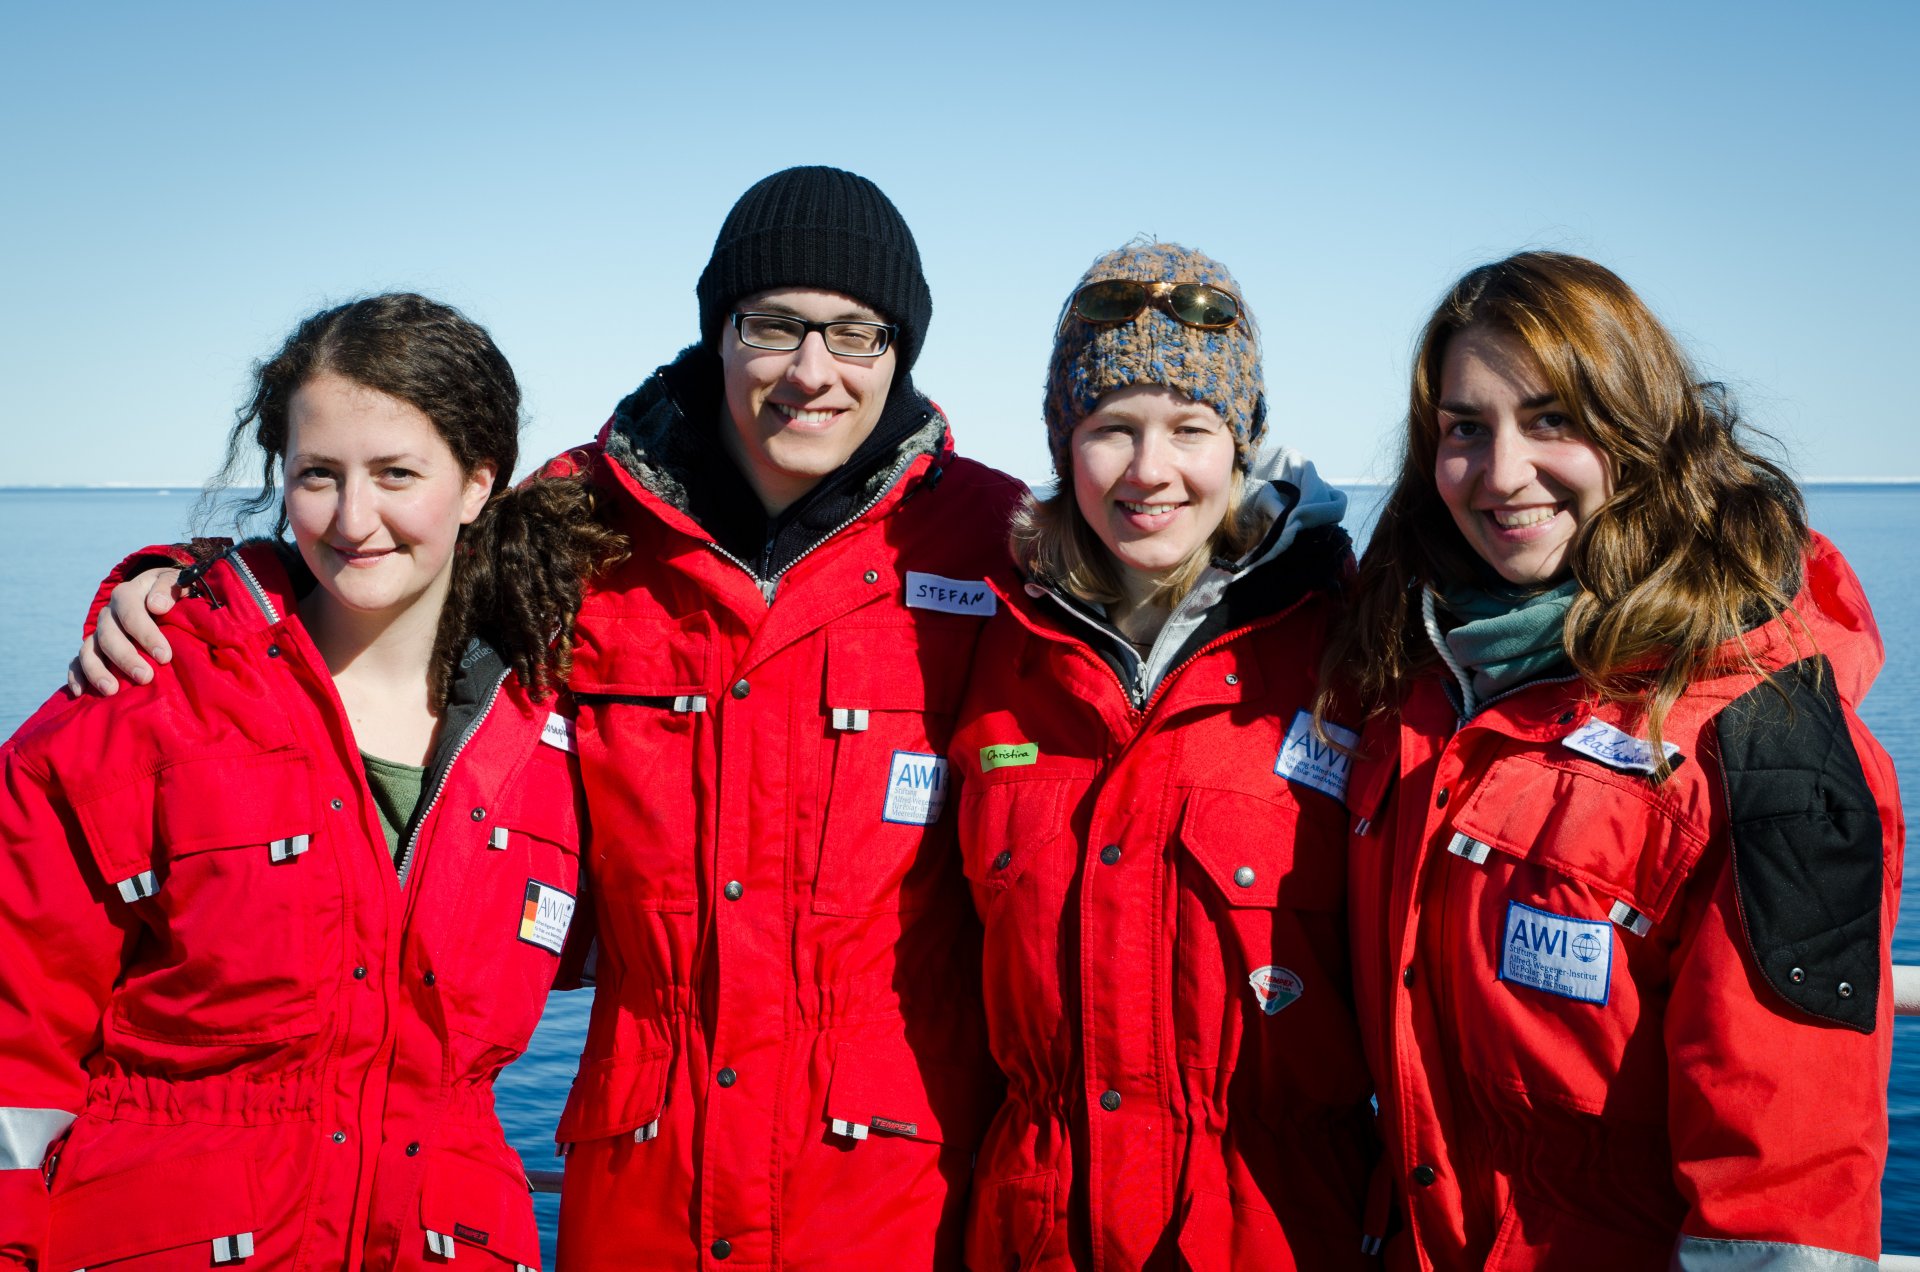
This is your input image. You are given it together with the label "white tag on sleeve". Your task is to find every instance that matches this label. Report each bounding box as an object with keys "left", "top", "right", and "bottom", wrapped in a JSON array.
[
  {"left": 1498, "top": 900, "right": 1612, "bottom": 1005},
  {"left": 882, "top": 751, "right": 949, "bottom": 825},
  {"left": 1274, "top": 710, "right": 1358, "bottom": 804},
  {"left": 541, "top": 712, "right": 577, "bottom": 753},
  {"left": 517, "top": 879, "right": 577, "bottom": 955},
  {"left": 904, "top": 572, "right": 996, "bottom": 617},
  {"left": 1560, "top": 718, "right": 1678, "bottom": 775}
]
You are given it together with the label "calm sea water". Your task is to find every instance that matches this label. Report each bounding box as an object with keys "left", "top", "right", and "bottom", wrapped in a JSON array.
[{"left": 3, "top": 485, "right": 1916, "bottom": 1261}]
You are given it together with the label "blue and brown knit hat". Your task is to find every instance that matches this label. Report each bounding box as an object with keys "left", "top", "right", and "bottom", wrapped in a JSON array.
[{"left": 1045, "top": 240, "right": 1266, "bottom": 481}]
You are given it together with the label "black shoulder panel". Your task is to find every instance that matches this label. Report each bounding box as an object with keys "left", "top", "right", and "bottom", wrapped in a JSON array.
[{"left": 1717, "top": 655, "right": 1883, "bottom": 1032}]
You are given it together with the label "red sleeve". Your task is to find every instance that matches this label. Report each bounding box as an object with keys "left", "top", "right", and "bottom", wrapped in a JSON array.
[
  {"left": 81, "top": 543, "right": 205, "bottom": 638},
  {"left": 1664, "top": 814, "right": 1899, "bottom": 1264},
  {"left": 0, "top": 737, "right": 133, "bottom": 1267}
]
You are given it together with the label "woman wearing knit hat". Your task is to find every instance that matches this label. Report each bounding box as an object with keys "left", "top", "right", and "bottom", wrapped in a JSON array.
[{"left": 950, "top": 241, "right": 1380, "bottom": 1269}]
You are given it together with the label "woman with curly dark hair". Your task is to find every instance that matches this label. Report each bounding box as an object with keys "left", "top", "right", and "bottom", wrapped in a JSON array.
[
  {"left": 1323, "top": 252, "right": 1902, "bottom": 1269},
  {"left": 0, "top": 293, "right": 618, "bottom": 1270}
]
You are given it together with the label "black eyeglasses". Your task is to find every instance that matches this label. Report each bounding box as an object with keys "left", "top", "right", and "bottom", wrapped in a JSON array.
[
  {"left": 731, "top": 312, "right": 897, "bottom": 358},
  {"left": 1068, "top": 279, "right": 1242, "bottom": 330}
]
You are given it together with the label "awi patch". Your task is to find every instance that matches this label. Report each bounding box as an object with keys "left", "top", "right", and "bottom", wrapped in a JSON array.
[
  {"left": 904, "top": 571, "right": 996, "bottom": 617},
  {"left": 1249, "top": 965, "right": 1304, "bottom": 1016},
  {"left": 1498, "top": 900, "right": 1612, "bottom": 1005},
  {"left": 883, "top": 751, "right": 950, "bottom": 825},
  {"left": 1274, "top": 710, "right": 1358, "bottom": 804},
  {"left": 518, "top": 879, "right": 577, "bottom": 955}
]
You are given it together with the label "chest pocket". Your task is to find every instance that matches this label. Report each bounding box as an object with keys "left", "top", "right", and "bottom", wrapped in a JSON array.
[
  {"left": 443, "top": 744, "right": 584, "bottom": 1053},
  {"left": 1446, "top": 753, "right": 1709, "bottom": 938},
  {"left": 569, "top": 611, "right": 713, "bottom": 914},
  {"left": 74, "top": 747, "right": 326, "bottom": 1045},
  {"left": 812, "top": 622, "right": 975, "bottom": 916},
  {"left": 1174, "top": 785, "right": 1368, "bottom": 1114}
]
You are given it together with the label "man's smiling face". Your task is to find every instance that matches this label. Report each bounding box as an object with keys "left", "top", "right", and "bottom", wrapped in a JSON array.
[{"left": 718, "top": 287, "right": 899, "bottom": 515}]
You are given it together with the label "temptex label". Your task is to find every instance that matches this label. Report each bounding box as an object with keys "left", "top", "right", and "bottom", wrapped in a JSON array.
[
  {"left": 518, "top": 879, "right": 577, "bottom": 956},
  {"left": 1274, "top": 710, "right": 1358, "bottom": 804},
  {"left": 904, "top": 571, "right": 996, "bottom": 617},
  {"left": 1248, "top": 965, "right": 1304, "bottom": 1016},
  {"left": 883, "top": 751, "right": 950, "bottom": 825},
  {"left": 980, "top": 742, "right": 1039, "bottom": 772},
  {"left": 1498, "top": 900, "right": 1612, "bottom": 1005}
]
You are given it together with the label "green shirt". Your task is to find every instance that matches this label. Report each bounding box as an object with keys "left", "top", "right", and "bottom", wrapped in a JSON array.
[{"left": 362, "top": 752, "right": 427, "bottom": 865}]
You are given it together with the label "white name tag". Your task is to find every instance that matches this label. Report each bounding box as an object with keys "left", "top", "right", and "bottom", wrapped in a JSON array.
[
  {"left": 883, "top": 750, "right": 949, "bottom": 825},
  {"left": 518, "top": 879, "right": 577, "bottom": 955},
  {"left": 1499, "top": 900, "right": 1612, "bottom": 1005},
  {"left": 1274, "top": 710, "right": 1358, "bottom": 804},
  {"left": 904, "top": 572, "right": 996, "bottom": 617},
  {"left": 541, "top": 712, "right": 577, "bottom": 753},
  {"left": 1560, "top": 718, "right": 1678, "bottom": 776}
]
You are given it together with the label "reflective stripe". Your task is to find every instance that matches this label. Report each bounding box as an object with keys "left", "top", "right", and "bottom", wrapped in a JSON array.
[
  {"left": 426, "top": 1228, "right": 458, "bottom": 1257},
  {"left": 1446, "top": 832, "right": 1492, "bottom": 865},
  {"left": 671, "top": 695, "right": 707, "bottom": 714},
  {"left": 0, "top": 1106, "right": 76, "bottom": 1170},
  {"left": 829, "top": 1118, "right": 869, "bottom": 1140},
  {"left": 1609, "top": 899, "right": 1653, "bottom": 936},
  {"left": 830, "top": 708, "right": 870, "bottom": 732},
  {"left": 211, "top": 1232, "right": 255, "bottom": 1263},
  {"left": 268, "top": 834, "right": 310, "bottom": 863},
  {"left": 1673, "top": 1236, "right": 1876, "bottom": 1271},
  {"left": 115, "top": 869, "right": 158, "bottom": 902},
  {"left": 489, "top": 827, "right": 510, "bottom": 850},
  {"left": 632, "top": 1119, "right": 659, "bottom": 1143}
]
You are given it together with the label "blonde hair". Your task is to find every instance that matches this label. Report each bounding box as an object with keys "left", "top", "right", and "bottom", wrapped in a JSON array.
[
  {"left": 1010, "top": 467, "right": 1265, "bottom": 610},
  {"left": 1317, "top": 252, "right": 1808, "bottom": 763}
]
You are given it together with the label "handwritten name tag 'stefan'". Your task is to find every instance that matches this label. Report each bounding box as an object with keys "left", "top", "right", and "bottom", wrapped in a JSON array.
[
  {"left": 884, "top": 751, "right": 950, "bottom": 825},
  {"left": 1275, "top": 710, "right": 1358, "bottom": 804},
  {"left": 904, "top": 572, "right": 996, "bottom": 616},
  {"left": 1499, "top": 900, "right": 1613, "bottom": 1005},
  {"left": 518, "top": 879, "right": 577, "bottom": 956}
]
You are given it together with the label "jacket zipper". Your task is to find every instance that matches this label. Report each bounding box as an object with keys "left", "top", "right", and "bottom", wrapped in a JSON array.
[
  {"left": 227, "top": 549, "right": 283, "bottom": 624},
  {"left": 699, "top": 446, "right": 924, "bottom": 603},
  {"left": 395, "top": 668, "right": 509, "bottom": 888}
]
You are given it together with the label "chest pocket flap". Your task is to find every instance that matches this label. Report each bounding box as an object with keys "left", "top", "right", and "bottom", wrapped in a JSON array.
[
  {"left": 824, "top": 621, "right": 971, "bottom": 715},
  {"left": 1448, "top": 754, "right": 1709, "bottom": 928},
  {"left": 570, "top": 611, "right": 714, "bottom": 697},
  {"left": 1178, "top": 786, "right": 1343, "bottom": 911}
]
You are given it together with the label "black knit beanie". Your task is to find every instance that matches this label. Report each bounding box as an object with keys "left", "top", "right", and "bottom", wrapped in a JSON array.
[{"left": 696, "top": 166, "right": 932, "bottom": 375}]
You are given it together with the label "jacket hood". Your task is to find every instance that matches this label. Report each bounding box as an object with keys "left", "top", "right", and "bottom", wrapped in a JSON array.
[
  {"left": 1023, "top": 445, "right": 1351, "bottom": 705},
  {"left": 603, "top": 344, "right": 947, "bottom": 525},
  {"left": 1782, "top": 530, "right": 1884, "bottom": 708}
]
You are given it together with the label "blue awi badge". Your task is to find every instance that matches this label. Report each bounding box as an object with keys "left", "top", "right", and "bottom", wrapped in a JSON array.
[{"left": 1498, "top": 900, "right": 1613, "bottom": 1005}]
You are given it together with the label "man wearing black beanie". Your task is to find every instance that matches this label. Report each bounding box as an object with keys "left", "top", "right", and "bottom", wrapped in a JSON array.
[
  {"left": 548, "top": 166, "right": 1023, "bottom": 1269},
  {"left": 68, "top": 165, "right": 1024, "bottom": 1270}
]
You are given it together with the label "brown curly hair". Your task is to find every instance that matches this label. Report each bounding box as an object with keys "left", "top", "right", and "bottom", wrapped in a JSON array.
[
  {"left": 210, "top": 293, "right": 624, "bottom": 706},
  {"left": 1317, "top": 252, "right": 1808, "bottom": 765}
]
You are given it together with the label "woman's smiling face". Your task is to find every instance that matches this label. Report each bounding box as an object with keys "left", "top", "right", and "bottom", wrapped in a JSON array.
[
  {"left": 1071, "top": 384, "right": 1237, "bottom": 592},
  {"left": 1434, "top": 325, "right": 1613, "bottom": 587}
]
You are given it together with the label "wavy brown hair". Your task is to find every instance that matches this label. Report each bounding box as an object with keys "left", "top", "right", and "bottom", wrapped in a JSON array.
[
  {"left": 211, "top": 293, "right": 624, "bottom": 707},
  {"left": 1317, "top": 252, "right": 1808, "bottom": 763}
]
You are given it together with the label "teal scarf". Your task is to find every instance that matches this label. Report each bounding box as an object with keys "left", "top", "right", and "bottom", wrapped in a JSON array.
[{"left": 1429, "top": 579, "right": 1577, "bottom": 712}]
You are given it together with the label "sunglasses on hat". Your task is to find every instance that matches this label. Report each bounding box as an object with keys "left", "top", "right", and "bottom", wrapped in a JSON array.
[{"left": 1069, "top": 279, "right": 1242, "bottom": 330}]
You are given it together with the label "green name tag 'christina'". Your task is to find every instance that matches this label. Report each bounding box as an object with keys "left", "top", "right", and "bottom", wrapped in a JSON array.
[{"left": 980, "top": 743, "right": 1039, "bottom": 771}]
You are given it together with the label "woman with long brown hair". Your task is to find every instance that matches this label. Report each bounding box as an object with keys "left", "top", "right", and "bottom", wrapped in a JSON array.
[
  {"left": 0, "top": 294, "right": 617, "bottom": 1270},
  {"left": 1325, "top": 251, "right": 1902, "bottom": 1269}
]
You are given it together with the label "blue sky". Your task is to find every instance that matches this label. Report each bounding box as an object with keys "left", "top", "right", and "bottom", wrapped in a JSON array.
[{"left": 3, "top": 1, "right": 1914, "bottom": 489}]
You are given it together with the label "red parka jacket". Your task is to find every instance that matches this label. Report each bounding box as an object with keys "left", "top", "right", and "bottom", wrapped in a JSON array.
[
  {"left": 949, "top": 464, "right": 1378, "bottom": 1272},
  {"left": 544, "top": 369, "right": 1023, "bottom": 1269},
  {"left": 0, "top": 543, "right": 585, "bottom": 1271},
  {"left": 1348, "top": 533, "right": 1904, "bottom": 1270}
]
